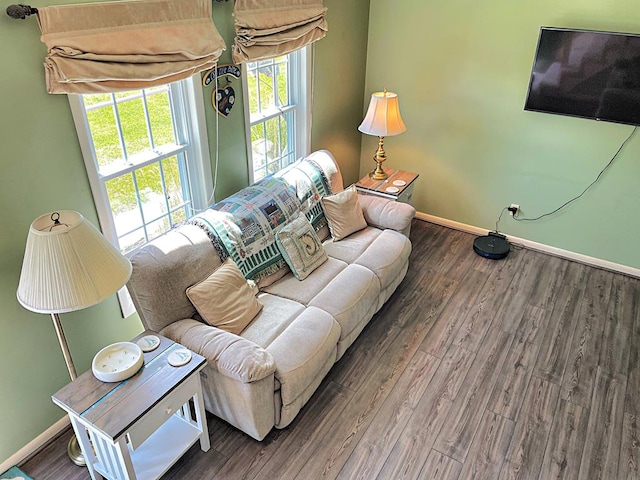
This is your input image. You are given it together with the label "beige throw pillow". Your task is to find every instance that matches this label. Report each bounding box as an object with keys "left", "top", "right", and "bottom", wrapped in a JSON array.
[
  {"left": 186, "top": 258, "right": 263, "bottom": 334},
  {"left": 320, "top": 185, "right": 368, "bottom": 241}
]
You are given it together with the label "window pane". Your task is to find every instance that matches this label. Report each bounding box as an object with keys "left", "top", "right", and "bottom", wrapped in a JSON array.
[
  {"left": 147, "top": 89, "right": 176, "bottom": 147},
  {"left": 85, "top": 99, "right": 124, "bottom": 173},
  {"left": 281, "top": 113, "right": 291, "bottom": 156},
  {"left": 119, "top": 228, "right": 146, "bottom": 254},
  {"left": 267, "top": 159, "right": 281, "bottom": 176},
  {"left": 247, "top": 69, "right": 259, "bottom": 116},
  {"left": 147, "top": 217, "right": 170, "bottom": 242},
  {"left": 171, "top": 209, "right": 187, "bottom": 226},
  {"left": 146, "top": 85, "right": 167, "bottom": 94},
  {"left": 134, "top": 163, "right": 167, "bottom": 222},
  {"left": 114, "top": 91, "right": 133, "bottom": 101},
  {"left": 258, "top": 65, "right": 275, "bottom": 113},
  {"left": 276, "top": 60, "right": 289, "bottom": 108},
  {"left": 265, "top": 116, "right": 281, "bottom": 160},
  {"left": 251, "top": 123, "right": 267, "bottom": 180},
  {"left": 105, "top": 173, "right": 142, "bottom": 236},
  {"left": 118, "top": 94, "right": 151, "bottom": 158},
  {"left": 83, "top": 93, "right": 111, "bottom": 108},
  {"left": 162, "top": 156, "right": 186, "bottom": 210}
]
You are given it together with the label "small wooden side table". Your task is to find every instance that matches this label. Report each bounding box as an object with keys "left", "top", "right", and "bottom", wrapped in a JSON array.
[
  {"left": 355, "top": 168, "right": 419, "bottom": 204},
  {"left": 52, "top": 331, "right": 209, "bottom": 480}
]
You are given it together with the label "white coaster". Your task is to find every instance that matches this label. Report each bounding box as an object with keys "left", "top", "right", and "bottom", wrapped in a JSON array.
[
  {"left": 136, "top": 334, "right": 160, "bottom": 352},
  {"left": 393, "top": 180, "right": 406, "bottom": 186},
  {"left": 168, "top": 348, "right": 192, "bottom": 367},
  {"left": 385, "top": 186, "right": 400, "bottom": 193}
]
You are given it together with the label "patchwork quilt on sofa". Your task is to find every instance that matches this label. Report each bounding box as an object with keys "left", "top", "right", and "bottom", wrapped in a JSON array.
[{"left": 189, "top": 159, "right": 330, "bottom": 282}]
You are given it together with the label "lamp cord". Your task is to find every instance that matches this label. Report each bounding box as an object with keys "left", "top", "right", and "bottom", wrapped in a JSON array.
[{"left": 495, "top": 126, "right": 637, "bottom": 232}]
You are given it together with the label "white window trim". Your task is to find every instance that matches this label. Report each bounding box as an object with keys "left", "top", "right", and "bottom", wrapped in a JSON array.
[
  {"left": 68, "top": 74, "right": 212, "bottom": 318},
  {"left": 242, "top": 46, "right": 313, "bottom": 185}
]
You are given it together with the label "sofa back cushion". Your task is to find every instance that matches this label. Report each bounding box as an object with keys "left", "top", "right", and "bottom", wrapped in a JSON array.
[
  {"left": 306, "top": 150, "right": 344, "bottom": 193},
  {"left": 127, "top": 224, "right": 222, "bottom": 332}
]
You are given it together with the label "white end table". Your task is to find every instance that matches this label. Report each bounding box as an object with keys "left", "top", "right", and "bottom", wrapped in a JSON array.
[{"left": 52, "top": 332, "right": 209, "bottom": 480}]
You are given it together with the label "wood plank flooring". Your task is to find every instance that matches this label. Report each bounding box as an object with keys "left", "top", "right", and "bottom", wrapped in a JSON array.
[{"left": 21, "top": 219, "right": 640, "bottom": 479}]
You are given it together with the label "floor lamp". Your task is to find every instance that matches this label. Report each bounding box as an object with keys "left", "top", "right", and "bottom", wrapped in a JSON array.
[{"left": 17, "top": 211, "right": 132, "bottom": 466}]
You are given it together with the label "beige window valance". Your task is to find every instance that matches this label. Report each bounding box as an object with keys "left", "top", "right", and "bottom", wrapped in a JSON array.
[
  {"left": 37, "top": 0, "right": 225, "bottom": 94},
  {"left": 232, "top": 0, "right": 327, "bottom": 63}
]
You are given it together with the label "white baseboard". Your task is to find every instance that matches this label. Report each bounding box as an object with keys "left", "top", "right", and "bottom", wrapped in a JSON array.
[
  {"left": 415, "top": 211, "right": 640, "bottom": 279},
  {"left": 0, "top": 416, "right": 69, "bottom": 472}
]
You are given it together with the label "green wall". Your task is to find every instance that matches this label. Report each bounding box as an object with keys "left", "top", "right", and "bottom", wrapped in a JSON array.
[
  {"left": 0, "top": 0, "right": 369, "bottom": 463},
  {"left": 311, "top": 0, "right": 370, "bottom": 185},
  {"left": 364, "top": 0, "right": 640, "bottom": 268}
]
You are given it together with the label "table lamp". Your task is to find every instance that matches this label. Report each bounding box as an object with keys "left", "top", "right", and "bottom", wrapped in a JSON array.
[
  {"left": 358, "top": 89, "right": 407, "bottom": 180},
  {"left": 17, "top": 210, "right": 132, "bottom": 466}
]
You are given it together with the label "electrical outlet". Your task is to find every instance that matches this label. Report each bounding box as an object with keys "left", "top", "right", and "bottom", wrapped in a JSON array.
[{"left": 508, "top": 204, "right": 520, "bottom": 217}]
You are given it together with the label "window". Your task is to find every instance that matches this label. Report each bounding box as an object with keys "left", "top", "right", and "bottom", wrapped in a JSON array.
[
  {"left": 243, "top": 47, "right": 312, "bottom": 183},
  {"left": 69, "top": 76, "right": 212, "bottom": 255}
]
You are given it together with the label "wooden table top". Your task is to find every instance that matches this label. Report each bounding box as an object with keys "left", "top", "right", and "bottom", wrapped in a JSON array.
[
  {"left": 356, "top": 168, "right": 419, "bottom": 197},
  {"left": 52, "top": 331, "right": 205, "bottom": 441}
]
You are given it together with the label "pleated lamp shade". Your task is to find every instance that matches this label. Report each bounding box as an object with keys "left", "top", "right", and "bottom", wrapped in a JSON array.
[
  {"left": 17, "top": 211, "right": 132, "bottom": 314},
  {"left": 358, "top": 91, "right": 407, "bottom": 137}
]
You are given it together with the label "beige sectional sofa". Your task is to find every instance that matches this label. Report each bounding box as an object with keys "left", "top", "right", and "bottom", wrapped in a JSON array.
[{"left": 127, "top": 150, "right": 415, "bottom": 440}]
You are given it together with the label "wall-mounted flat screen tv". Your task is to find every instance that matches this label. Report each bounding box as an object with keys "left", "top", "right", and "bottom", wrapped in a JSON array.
[{"left": 524, "top": 27, "right": 640, "bottom": 126}]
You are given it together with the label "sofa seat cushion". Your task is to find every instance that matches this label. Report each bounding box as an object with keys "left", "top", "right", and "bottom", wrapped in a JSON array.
[
  {"left": 322, "top": 226, "right": 382, "bottom": 264},
  {"left": 354, "top": 229, "right": 412, "bottom": 291},
  {"left": 309, "top": 264, "right": 380, "bottom": 346},
  {"left": 265, "top": 307, "right": 340, "bottom": 406},
  {"left": 241, "top": 294, "right": 306, "bottom": 348},
  {"left": 262, "top": 257, "right": 347, "bottom": 305}
]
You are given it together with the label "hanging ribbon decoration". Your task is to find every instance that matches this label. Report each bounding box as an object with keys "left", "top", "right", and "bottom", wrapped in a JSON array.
[{"left": 202, "top": 64, "right": 241, "bottom": 118}]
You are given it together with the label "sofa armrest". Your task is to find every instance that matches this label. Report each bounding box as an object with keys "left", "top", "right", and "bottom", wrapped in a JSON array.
[
  {"left": 161, "top": 319, "right": 276, "bottom": 383},
  {"left": 358, "top": 194, "right": 416, "bottom": 237}
]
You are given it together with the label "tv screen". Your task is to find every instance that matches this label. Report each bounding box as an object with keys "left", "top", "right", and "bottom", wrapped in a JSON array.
[{"left": 524, "top": 27, "right": 640, "bottom": 126}]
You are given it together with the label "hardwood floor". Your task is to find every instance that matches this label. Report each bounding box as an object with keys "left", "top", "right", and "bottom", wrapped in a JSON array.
[{"left": 21, "top": 219, "right": 640, "bottom": 479}]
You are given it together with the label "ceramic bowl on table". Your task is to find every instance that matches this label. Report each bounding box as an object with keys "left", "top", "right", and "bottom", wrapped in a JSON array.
[{"left": 92, "top": 342, "right": 144, "bottom": 383}]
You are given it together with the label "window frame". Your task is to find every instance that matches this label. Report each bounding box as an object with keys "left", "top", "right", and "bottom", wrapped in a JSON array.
[
  {"left": 241, "top": 46, "right": 313, "bottom": 185},
  {"left": 68, "top": 75, "right": 212, "bottom": 317},
  {"left": 68, "top": 75, "right": 213, "bottom": 252}
]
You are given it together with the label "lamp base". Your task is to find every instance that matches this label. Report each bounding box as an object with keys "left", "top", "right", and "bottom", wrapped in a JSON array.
[
  {"left": 67, "top": 434, "right": 86, "bottom": 466},
  {"left": 369, "top": 135, "right": 389, "bottom": 180},
  {"left": 369, "top": 166, "right": 388, "bottom": 180}
]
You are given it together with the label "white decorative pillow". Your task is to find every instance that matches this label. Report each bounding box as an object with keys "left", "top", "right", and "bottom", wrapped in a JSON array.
[
  {"left": 275, "top": 216, "right": 328, "bottom": 280},
  {"left": 186, "top": 258, "right": 263, "bottom": 334},
  {"left": 320, "top": 184, "right": 368, "bottom": 241}
]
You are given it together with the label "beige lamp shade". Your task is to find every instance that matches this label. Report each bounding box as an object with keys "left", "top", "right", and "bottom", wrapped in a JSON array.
[
  {"left": 358, "top": 91, "right": 407, "bottom": 137},
  {"left": 17, "top": 211, "right": 132, "bottom": 314}
]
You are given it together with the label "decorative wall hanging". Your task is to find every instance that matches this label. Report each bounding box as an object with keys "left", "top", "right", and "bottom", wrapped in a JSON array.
[{"left": 203, "top": 64, "right": 241, "bottom": 118}]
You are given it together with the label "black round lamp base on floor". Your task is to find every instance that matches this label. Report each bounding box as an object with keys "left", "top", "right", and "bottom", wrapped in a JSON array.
[{"left": 473, "top": 232, "right": 510, "bottom": 260}]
